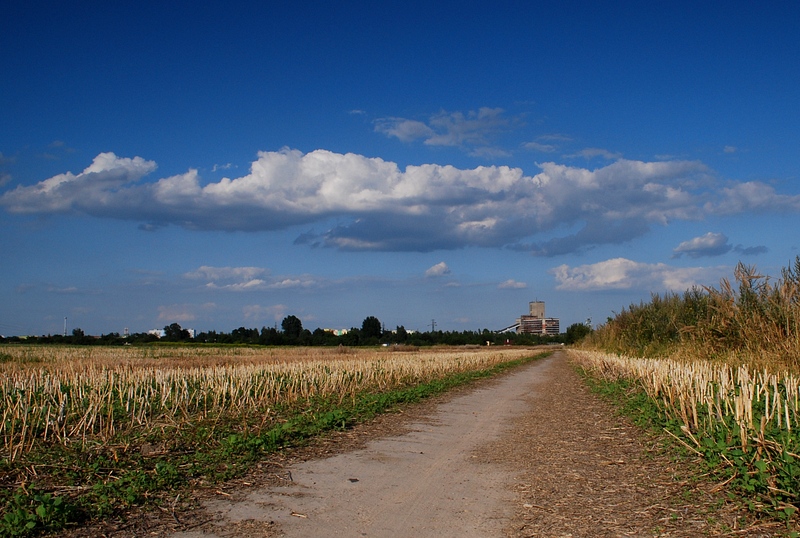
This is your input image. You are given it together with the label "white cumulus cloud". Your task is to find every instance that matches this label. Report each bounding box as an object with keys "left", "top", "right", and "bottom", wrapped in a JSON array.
[
  {"left": 566, "top": 147, "right": 623, "bottom": 160},
  {"left": 551, "top": 258, "right": 723, "bottom": 291},
  {"left": 185, "top": 265, "right": 269, "bottom": 291},
  {"left": 425, "top": 262, "right": 451, "bottom": 277},
  {"left": 708, "top": 181, "right": 800, "bottom": 214},
  {"left": 498, "top": 279, "right": 527, "bottom": 289},
  {"left": 185, "top": 265, "right": 267, "bottom": 282},
  {"left": 0, "top": 152, "right": 156, "bottom": 213},
  {"left": 183, "top": 265, "right": 322, "bottom": 292},
  {"left": 374, "top": 118, "right": 435, "bottom": 142},
  {"left": 523, "top": 141, "right": 557, "bottom": 153},
  {"left": 3, "top": 148, "right": 798, "bottom": 255},
  {"left": 672, "top": 232, "right": 731, "bottom": 258},
  {"left": 268, "top": 278, "right": 317, "bottom": 289}
]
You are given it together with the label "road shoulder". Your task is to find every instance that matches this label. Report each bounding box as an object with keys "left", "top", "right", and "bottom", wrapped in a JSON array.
[{"left": 496, "top": 351, "right": 773, "bottom": 537}]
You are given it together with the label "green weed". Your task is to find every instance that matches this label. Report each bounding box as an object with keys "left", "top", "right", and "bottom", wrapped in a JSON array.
[{"left": 0, "top": 489, "right": 80, "bottom": 537}]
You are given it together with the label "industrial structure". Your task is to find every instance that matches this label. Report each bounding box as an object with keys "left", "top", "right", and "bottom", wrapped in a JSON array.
[{"left": 497, "top": 301, "right": 560, "bottom": 335}]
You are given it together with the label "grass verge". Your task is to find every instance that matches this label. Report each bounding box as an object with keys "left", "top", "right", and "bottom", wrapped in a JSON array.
[
  {"left": 0, "top": 351, "right": 550, "bottom": 537},
  {"left": 574, "top": 363, "right": 800, "bottom": 536}
]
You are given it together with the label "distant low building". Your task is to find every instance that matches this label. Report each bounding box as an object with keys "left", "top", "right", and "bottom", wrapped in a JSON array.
[
  {"left": 518, "top": 315, "right": 560, "bottom": 335},
  {"left": 500, "top": 301, "right": 560, "bottom": 335},
  {"left": 324, "top": 328, "right": 349, "bottom": 336}
]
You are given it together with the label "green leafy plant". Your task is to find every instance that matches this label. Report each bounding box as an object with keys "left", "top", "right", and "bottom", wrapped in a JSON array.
[{"left": 0, "top": 489, "right": 78, "bottom": 537}]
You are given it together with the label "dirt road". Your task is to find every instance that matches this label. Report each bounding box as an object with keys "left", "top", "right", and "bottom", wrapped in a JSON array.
[
  {"left": 157, "top": 351, "right": 771, "bottom": 538},
  {"left": 173, "top": 353, "right": 556, "bottom": 538}
]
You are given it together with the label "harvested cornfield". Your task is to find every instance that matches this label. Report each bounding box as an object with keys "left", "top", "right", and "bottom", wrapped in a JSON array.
[
  {"left": 1, "top": 345, "right": 533, "bottom": 461},
  {"left": 570, "top": 349, "right": 800, "bottom": 517}
]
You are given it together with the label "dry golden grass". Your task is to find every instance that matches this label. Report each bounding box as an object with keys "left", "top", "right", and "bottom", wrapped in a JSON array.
[
  {"left": 1, "top": 345, "right": 533, "bottom": 461},
  {"left": 569, "top": 349, "right": 800, "bottom": 450}
]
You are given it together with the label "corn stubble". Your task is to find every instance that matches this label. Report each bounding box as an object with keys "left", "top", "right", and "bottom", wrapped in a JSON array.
[
  {"left": 570, "top": 350, "right": 799, "bottom": 448},
  {"left": 1, "top": 346, "right": 532, "bottom": 461}
]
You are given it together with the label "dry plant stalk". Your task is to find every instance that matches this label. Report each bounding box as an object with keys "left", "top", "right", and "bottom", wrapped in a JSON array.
[
  {"left": 568, "top": 349, "right": 800, "bottom": 452},
  {"left": 1, "top": 345, "right": 533, "bottom": 460}
]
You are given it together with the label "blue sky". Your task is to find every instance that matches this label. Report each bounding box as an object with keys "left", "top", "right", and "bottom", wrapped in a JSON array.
[{"left": 2, "top": 1, "right": 799, "bottom": 336}]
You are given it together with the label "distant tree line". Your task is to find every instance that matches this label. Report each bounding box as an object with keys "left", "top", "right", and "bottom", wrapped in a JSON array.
[{"left": 0, "top": 316, "right": 592, "bottom": 347}]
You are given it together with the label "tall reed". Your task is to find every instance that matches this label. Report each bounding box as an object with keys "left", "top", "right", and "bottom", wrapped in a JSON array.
[{"left": 586, "top": 257, "right": 800, "bottom": 371}]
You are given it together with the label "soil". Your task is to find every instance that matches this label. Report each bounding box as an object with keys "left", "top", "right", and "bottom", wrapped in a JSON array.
[{"left": 62, "top": 351, "right": 788, "bottom": 537}]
